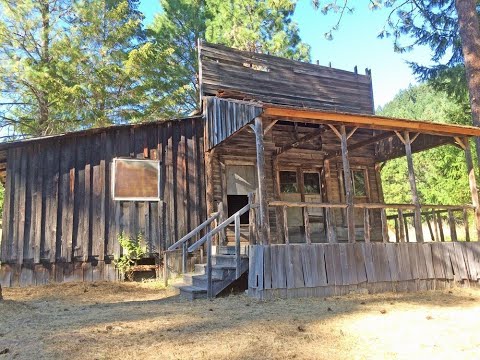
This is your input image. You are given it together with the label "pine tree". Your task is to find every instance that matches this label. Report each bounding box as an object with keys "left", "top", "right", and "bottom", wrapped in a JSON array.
[{"left": 145, "top": 0, "right": 311, "bottom": 117}]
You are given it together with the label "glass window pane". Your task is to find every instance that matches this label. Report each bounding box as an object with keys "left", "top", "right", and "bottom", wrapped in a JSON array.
[
  {"left": 304, "top": 172, "right": 320, "bottom": 194},
  {"left": 352, "top": 170, "right": 366, "bottom": 197},
  {"left": 114, "top": 159, "right": 159, "bottom": 200},
  {"left": 279, "top": 171, "right": 298, "bottom": 193}
]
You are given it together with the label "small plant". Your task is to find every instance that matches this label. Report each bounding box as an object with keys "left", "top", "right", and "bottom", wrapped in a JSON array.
[{"left": 114, "top": 232, "right": 146, "bottom": 281}]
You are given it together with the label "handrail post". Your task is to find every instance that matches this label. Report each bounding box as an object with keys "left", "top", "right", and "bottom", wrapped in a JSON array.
[
  {"left": 364, "top": 208, "right": 371, "bottom": 243},
  {"left": 248, "top": 192, "right": 256, "bottom": 245},
  {"left": 206, "top": 233, "right": 213, "bottom": 299},
  {"left": 182, "top": 242, "right": 187, "bottom": 274},
  {"left": 235, "top": 213, "right": 241, "bottom": 279},
  {"left": 217, "top": 201, "right": 225, "bottom": 249},
  {"left": 163, "top": 251, "right": 168, "bottom": 287}
]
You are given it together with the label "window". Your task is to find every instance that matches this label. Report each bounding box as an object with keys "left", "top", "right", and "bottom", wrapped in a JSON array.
[
  {"left": 304, "top": 172, "right": 320, "bottom": 194},
  {"left": 352, "top": 170, "right": 367, "bottom": 197},
  {"left": 280, "top": 171, "right": 298, "bottom": 193},
  {"left": 112, "top": 158, "right": 160, "bottom": 200}
]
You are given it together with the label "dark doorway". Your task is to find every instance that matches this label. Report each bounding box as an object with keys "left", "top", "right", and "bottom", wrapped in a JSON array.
[{"left": 227, "top": 195, "right": 249, "bottom": 224}]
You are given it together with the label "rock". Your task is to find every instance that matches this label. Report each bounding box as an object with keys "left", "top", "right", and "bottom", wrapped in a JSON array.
[
  {"left": 0, "top": 348, "right": 9, "bottom": 355},
  {"left": 0, "top": 284, "right": 2, "bottom": 300},
  {"left": 297, "top": 325, "right": 306, "bottom": 332},
  {"left": 105, "top": 325, "right": 113, "bottom": 331},
  {"left": 380, "top": 309, "right": 387, "bottom": 314}
]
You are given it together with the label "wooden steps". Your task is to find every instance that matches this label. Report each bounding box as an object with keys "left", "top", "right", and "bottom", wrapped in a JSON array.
[{"left": 174, "top": 247, "right": 249, "bottom": 300}]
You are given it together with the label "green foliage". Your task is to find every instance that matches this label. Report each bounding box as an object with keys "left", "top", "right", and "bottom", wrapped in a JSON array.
[
  {"left": 114, "top": 232, "right": 146, "bottom": 281},
  {"left": 378, "top": 83, "right": 473, "bottom": 205},
  {"left": 0, "top": 0, "right": 146, "bottom": 138},
  {"left": 146, "top": 0, "right": 311, "bottom": 116}
]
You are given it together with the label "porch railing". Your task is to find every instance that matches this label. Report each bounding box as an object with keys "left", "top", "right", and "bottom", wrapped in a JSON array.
[{"left": 269, "top": 201, "right": 477, "bottom": 243}]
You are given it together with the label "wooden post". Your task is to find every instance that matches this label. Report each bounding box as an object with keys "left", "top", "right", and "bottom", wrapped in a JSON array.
[
  {"left": 254, "top": 117, "right": 270, "bottom": 245},
  {"left": 463, "top": 208, "right": 471, "bottom": 242},
  {"left": 398, "top": 209, "right": 406, "bottom": 242},
  {"left": 273, "top": 158, "right": 285, "bottom": 244},
  {"left": 217, "top": 201, "right": 225, "bottom": 248},
  {"left": 463, "top": 137, "right": 480, "bottom": 240},
  {"left": 340, "top": 125, "right": 355, "bottom": 243},
  {"left": 404, "top": 131, "right": 424, "bottom": 242},
  {"left": 436, "top": 211, "right": 445, "bottom": 242},
  {"left": 283, "top": 206, "right": 289, "bottom": 244},
  {"left": 235, "top": 213, "right": 241, "bottom": 278},
  {"left": 182, "top": 242, "right": 187, "bottom": 274},
  {"left": 448, "top": 210, "right": 458, "bottom": 242},
  {"left": 364, "top": 208, "right": 371, "bottom": 243},
  {"left": 298, "top": 169, "right": 311, "bottom": 244},
  {"left": 206, "top": 233, "right": 213, "bottom": 299},
  {"left": 205, "top": 150, "right": 215, "bottom": 218},
  {"left": 380, "top": 208, "right": 389, "bottom": 243},
  {"left": 248, "top": 192, "right": 256, "bottom": 245},
  {"left": 432, "top": 209, "right": 440, "bottom": 242},
  {"left": 325, "top": 207, "right": 337, "bottom": 243},
  {"left": 163, "top": 251, "right": 168, "bottom": 287}
]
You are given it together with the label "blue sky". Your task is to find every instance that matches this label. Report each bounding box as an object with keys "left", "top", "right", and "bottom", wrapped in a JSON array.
[{"left": 139, "top": 1, "right": 433, "bottom": 107}]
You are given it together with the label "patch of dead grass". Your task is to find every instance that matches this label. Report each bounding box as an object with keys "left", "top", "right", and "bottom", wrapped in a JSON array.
[{"left": 1, "top": 282, "right": 479, "bottom": 359}]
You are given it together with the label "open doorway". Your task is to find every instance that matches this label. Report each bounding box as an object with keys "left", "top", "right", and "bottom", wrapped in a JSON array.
[{"left": 226, "top": 165, "right": 257, "bottom": 224}]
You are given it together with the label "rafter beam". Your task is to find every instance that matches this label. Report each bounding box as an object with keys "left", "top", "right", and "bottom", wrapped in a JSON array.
[
  {"left": 326, "top": 131, "right": 394, "bottom": 160},
  {"left": 275, "top": 127, "right": 324, "bottom": 157}
]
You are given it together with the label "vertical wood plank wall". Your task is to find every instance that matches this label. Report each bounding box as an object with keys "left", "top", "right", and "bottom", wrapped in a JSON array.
[
  {"left": 249, "top": 243, "right": 480, "bottom": 299},
  {"left": 0, "top": 117, "right": 206, "bottom": 287}
]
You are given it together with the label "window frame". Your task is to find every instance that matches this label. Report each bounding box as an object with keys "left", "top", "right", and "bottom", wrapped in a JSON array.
[
  {"left": 112, "top": 157, "right": 161, "bottom": 201},
  {"left": 279, "top": 170, "right": 299, "bottom": 193},
  {"left": 303, "top": 171, "right": 321, "bottom": 195},
  {"left": 351, "top": 168, "right": 368, "bottom": 198}
]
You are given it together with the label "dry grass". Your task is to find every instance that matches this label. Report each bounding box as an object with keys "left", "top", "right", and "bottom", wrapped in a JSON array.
[{"left": 1, "top": 282, "right": 480, "bottom": 360}]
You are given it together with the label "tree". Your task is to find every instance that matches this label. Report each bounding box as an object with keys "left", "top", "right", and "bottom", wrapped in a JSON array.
[
  {"left": 313, "top": 0, "right": 480, "bottom": 170},
  {"left": 146, "top": 0, "right": 311, "bottom": 117},
  {"left": 0, "top": 0, "right": 147, "bottom": 138},
  {"left": 0, "top": 0, "right": 78, "bottom": 137},
  {"left": 379, "top": 84, "right": 472, "bottom": 205}
]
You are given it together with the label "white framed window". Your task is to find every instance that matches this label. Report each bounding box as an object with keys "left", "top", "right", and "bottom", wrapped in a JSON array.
[{"left": 112, "top": 158, "right": 160, "bottom": 201}]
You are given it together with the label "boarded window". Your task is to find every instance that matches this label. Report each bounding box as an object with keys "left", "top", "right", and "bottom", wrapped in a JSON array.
[
  {"left": 280, "top": 171, "right": 298, "bottom": 193},
  {"left": 352, "top": 170, "right": 367, "bottom": 197},
  {"left": 113, "top": 158, "right": 160, "bottom": 200},
  {"left": 304, "top": 172, "right": 320, "bottom": 194}
]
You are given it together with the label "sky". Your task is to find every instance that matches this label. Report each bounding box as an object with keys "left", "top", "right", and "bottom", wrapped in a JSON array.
[{"left": 139, "top": 1, "right": 433, "bottom": 107}]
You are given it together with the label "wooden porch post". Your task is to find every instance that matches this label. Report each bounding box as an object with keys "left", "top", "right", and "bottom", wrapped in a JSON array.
[
  {"left": 403, "top": 131, "right": 424, "bottom": 243},
  {"left": 254, "top": 117, "right": 270, "bottom": 245},
  {"left": 340, "top": 125, "right": 356, "bottom": 243},
  {"left": 463, "top": 137, "right": 480, "bottom": 239}
]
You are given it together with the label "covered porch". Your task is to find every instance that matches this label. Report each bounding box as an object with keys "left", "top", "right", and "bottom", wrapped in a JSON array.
[{"left": 200, "top": 97, "right": 480, "bottom": 299}]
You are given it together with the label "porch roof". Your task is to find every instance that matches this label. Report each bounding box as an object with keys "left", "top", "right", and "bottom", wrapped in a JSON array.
[{"left": 262, "top": 104, "right": 480, "bottom": 138}]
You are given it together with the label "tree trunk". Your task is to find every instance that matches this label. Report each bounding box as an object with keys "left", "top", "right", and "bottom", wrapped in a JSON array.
[{"left": 455, "top": 0, "right": 480, "bottom": 169}]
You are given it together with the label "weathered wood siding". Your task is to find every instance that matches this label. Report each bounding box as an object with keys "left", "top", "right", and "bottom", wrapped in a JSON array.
[
  {"left": 249, "top": 242, "right": 480, "bottom": 299},
  {"left": 204, "top": 97, "right": 263, "bottom": 150},
  {"left": 0, "top": 117, "right": 206, "bottom": 287},
  {"left": 200, "top": 42, "right": 375, "bottom": 114}
]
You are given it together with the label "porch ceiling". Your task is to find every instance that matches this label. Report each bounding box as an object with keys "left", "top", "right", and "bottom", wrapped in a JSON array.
[{"left": 263, "top": 104, "right": 480, "bottom": 138}]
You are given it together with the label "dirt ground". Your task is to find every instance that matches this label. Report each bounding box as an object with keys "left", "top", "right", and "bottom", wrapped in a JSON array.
[{"left": 1, "top": 282, "right": 480, "bottom": 360}]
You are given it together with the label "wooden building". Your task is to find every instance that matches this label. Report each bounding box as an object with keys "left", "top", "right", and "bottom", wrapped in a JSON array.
[{"left": 1, "top": 42, "right": 480, "bottom": 298}]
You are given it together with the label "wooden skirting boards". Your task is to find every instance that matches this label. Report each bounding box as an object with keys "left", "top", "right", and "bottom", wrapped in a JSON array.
[
  {"left": 248, "top": 242, "right": 480, "bottom": 299},
  {"left": 0, "top": 251, "right": 196, "bottom": 288}
]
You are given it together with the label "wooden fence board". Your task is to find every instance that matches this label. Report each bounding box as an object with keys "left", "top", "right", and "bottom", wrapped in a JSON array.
[
  {"left": 442, "top": 243, "right": 454, "bottom": 280},
  {"left": 271, "top": 245, "right": 287, "bottom": 289},
  {"left": 263, "top": 245, "right": 272, "bottom": 289},
  {"left": 314, "top": 244, "right": 328, "bottom": 286},
  {"left": 385, "top": 243, "right": 399, "bottom": 282},
  {"left": 431, "top": 243, "right": 446, "bottom": 279},
  {"left": 353, "top": 243, "right": 367, "bottom": 283},
  {"left": 363, "top": 243, "right": 376, "bottom": 282},
  {"left": 453, "top": 242, "right": 468, "bottom": 280},
  {"left": 346, "top": 244, "right": 358, "bottom": 285}
]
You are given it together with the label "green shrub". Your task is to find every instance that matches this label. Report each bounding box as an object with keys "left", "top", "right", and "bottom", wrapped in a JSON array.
[{"left": 114, "top": 232, "right": 146, "bottom": 281}]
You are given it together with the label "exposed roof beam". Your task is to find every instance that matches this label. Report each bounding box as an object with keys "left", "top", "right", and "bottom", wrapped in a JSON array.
[
  {"left": 263, "top": 106, "right": 480, "bottom": 137},
  {"left": 326, "top": 131, "right": 395, "bottom": 160},
  {"left": 275, "top": 127, "right": 325, "bottom": 157}
]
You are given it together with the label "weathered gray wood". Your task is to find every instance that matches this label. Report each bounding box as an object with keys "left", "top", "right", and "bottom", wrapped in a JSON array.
[
  {"left": 385, "top": 243, "right": 399, "bottom": 282},
  {"left": 448, "top": 210, "right": 458, "bottom": 242},
  {"left": 282, "top": 206, "right": 289, "bottom": 244},
  {"left": 436, "top": 211, "right": 445, "bottom": 242},
  {"left": 364, "top": 208, "right": 371, "bottom": 243},
  {"left": 254, "top": 117, "right": 270, "bottom": 245},
  {"left": 404, "top": 132, "right": 424, "bottom": 242},
  {"left": 200, "top": 42, "right": 374, "bottom": 116},
  {"left": 463, "top": 209, "right": 471, "bottom": 242},
  {"left": 263, "top": 244, "right": 272, "bottom": 289},
  {"left": 339, "top": 125, "right": 355, "bottom": 243},
  {"left": 380, "top": 208, "right": 389, "bottom": 243},
  {"left": 397, "top": 209, "right": 406, "bottom": 242},
  {"left": 206, "top": 234, "right": 213, "bottom": 299},
  {"left": 235, "top": 214, "right": 241, "bottom": 279}
]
